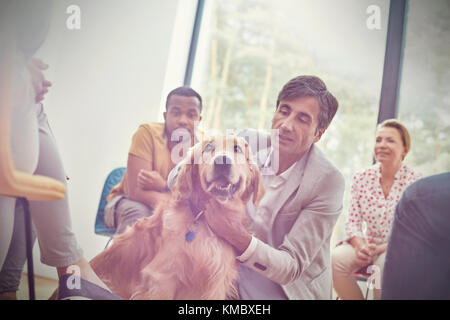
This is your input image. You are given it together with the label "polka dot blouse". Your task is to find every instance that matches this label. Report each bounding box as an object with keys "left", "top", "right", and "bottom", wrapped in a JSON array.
[{"left": 345, "top": 163, "right": 421, "bottom": 244}]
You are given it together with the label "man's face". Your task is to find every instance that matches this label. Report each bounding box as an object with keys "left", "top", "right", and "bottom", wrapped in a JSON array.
[
  {"left": 164, "top": 94, "right": 202, "bottom": 143},
  {"left": 271, "top": 96, "right": 324, "bottom": 158}
]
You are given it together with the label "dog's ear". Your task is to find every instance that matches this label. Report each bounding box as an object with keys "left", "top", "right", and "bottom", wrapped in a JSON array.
[
  {"left": 242, "top": 163, "right": 265, "bottom": 207},
  {"left": 250, "top": 164, "right": 265, "bottom": 206},
  {"left": 173, "top": 149, "right": 196, "bottom": 201}
]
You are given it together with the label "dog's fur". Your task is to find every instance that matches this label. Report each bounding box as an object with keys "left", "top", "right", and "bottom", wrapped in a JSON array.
[{"left": 90, "top": 135, "right": 264, "bottom": 299}]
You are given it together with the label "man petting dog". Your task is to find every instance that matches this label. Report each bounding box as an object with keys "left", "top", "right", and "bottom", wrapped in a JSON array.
[
  {"left": 104, "top": 87, "right": 203, "bottom": 235},
  {"left": 204, "top": 75, "right": 344, "bottom": 299}
]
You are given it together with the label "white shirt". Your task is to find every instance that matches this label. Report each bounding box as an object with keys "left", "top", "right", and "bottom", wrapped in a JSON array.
[
  {"left": 237, "top": 148, "right": 309, "bottom": 299},
  {"left": 238, "top": 148, "right": 307, "bottom": 261},
  {"left": 345, "top": 162, "right": 421, "bottom": 244}
]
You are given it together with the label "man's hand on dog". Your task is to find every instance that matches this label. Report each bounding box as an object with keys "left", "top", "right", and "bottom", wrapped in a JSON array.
[
  {"left": 204, "top": 199, "right": 252, "bottom": 256},
  {"left": 137, "top": 170, "right": 167, "bottom": 191}
]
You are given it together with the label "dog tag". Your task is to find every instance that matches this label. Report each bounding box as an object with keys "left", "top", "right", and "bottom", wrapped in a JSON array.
[{"left": 185, "top": 231, "right": 195, "bottom": 242}]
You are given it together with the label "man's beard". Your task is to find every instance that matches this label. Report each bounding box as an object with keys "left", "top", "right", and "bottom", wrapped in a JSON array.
[{"left": 169, "top": 126, "right": 193, "bottom": 144}]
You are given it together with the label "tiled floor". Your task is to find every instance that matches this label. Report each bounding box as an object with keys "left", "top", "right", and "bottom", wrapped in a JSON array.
[{"left": 17, "top": 273, "right": 58, "bottom": 300}]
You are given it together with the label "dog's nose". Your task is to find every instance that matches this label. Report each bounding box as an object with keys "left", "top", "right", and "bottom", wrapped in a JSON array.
[{"left": 214, "top": 155, "right": 232, "bottom": 172}]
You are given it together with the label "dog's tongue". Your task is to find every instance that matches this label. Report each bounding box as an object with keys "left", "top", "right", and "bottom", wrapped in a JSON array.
[
  {"left": 208, "top": 176, "right": 232, "bottom": 199},
  {"left": 215, "top": 176, "right": 231, "bottom": 188}
]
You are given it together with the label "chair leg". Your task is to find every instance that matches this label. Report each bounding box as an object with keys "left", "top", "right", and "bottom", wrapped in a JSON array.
[
  {"left": 21, "top": 198, "right": 35, "bottom": 300},
  {"left": 104, "top": 237, "right": 113, "bottom": 249}
]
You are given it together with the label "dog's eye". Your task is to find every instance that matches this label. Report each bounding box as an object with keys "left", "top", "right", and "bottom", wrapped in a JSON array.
[
  {"left": 234, "top": 145, "right": 243, "bottom": 154},
  {"left": 204, "top": 143, "right": 215, "bottom": 153}
]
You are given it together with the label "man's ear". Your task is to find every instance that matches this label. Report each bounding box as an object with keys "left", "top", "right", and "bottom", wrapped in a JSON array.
[
  {"left": 163, "top": 111, "right": 167, "bottom": 122},
  {"left": 313, "top": 128, "right": 325, "bottom": 143}
]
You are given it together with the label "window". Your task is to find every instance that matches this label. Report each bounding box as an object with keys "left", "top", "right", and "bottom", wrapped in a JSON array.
[
  {"left": 397, "top": 0, "right": 450, "bottom": 177},
  {"left": 191, "top": 0, "right": 390, "bottom": 243}
]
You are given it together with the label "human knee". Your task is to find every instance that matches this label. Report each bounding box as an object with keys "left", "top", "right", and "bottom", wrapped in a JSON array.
[
  {"left": 332, "top": 246, "right": 349, "bottom": 272},
  {"left": 123, "top": 202, "right": 153, "bottom": 219},
  {"left": 332, "top": 244, "right": 358, "bottom": 274}
]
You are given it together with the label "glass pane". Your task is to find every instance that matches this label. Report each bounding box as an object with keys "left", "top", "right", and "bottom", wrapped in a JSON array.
[
  {"left": 398, "top": 0, "right": 450, "bottom": 176},
  {"left": 191, "top": 0, "right": 390, "bottom": 244}
]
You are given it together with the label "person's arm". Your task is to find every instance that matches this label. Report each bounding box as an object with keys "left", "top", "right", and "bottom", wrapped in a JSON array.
[
  {"left": 204, "top": 200, "right": 252, "bottom": 255},
  {"left": 349, "top": 236, "right": 376, "bottom": 266},
  {"left": 373, "top": 242, "right": 388, "bottom": 255},
  {"left": 206, "top": 169, "right": 345, "bottom": 286},
  {"left": 345, "top": 173, "right": 366, "bottom": 244},
  {"left": 137, "top": 169, "right": 167, "bottom": 191},
  {"left": 344, "top": 172, "right": 376, "bottom": 264},
  {"left": 126, "top": 154, "right": 170, "bottom": 208}
]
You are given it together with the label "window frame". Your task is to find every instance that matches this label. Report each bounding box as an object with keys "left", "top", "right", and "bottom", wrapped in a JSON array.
[{"left": 184, "top": 0, "right": 408, "bottom": 129}]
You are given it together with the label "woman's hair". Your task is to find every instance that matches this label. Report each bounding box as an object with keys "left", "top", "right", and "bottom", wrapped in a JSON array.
[{"left": 377, "top": 119, "right": 411, "bottom": 157}]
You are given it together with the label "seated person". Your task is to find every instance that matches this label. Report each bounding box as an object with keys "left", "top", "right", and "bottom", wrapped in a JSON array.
[
  {"left": 332, "top": 119, "right": 421, "bottom": 300},
  {"left": 104, "top": 87, "right": 203, "bottom": 234},
  {"left": 169, "top": 75, "right": 345, "bottom": 300},
  {"left": 382, "top": 172, "right": 450, "bottom": 300}
]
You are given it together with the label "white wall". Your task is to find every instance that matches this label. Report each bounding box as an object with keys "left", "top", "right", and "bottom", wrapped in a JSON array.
[{"left": 30, "top": 0, "right": 196, "bottom": 279}]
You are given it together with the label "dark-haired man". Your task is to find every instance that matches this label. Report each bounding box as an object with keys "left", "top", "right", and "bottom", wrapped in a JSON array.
[
  {"left": 105, "top": 87, "right": 203, "bottom": 234},
  {"left": 204, "top": 76, "right": 345, "bottom": 299}
]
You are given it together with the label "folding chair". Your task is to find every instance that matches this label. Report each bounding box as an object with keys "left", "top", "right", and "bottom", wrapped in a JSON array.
[
  {"left": 353, "top": 266, "right": 371, "bottom": 299},
  {"left": 94, "top": 167, "right": 126, "bottom": 248}
]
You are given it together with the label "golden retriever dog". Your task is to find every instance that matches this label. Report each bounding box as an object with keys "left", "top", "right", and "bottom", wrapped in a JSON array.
[{"left": 90, "top": 135, "right": 264, "bottom": 300}]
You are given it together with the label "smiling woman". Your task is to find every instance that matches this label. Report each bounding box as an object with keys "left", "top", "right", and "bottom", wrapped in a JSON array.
[{"left": 332, "top": 118, "right": 421, "bottom": 300}]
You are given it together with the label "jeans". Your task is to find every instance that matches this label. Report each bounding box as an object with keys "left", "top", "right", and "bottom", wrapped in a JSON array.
[{"left": 114, "top": 197, "right": 154, "bottom": 235}]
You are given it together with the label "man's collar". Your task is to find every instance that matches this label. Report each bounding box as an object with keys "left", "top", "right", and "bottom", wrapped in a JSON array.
[{"left": 263, "top": 146, "right": 311, "bottom": 177}]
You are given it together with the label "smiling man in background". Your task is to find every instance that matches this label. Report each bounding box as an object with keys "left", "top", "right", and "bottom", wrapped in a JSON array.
[{"left": 104, "top": 87, "right": 203, "bottom": 235}]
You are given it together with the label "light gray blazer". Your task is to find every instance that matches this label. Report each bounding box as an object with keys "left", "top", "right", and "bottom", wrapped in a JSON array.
[{"left": 240, "top": 130, "right": 345, "bottom": 300}]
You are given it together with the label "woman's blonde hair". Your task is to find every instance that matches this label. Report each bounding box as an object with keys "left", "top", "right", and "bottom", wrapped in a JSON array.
[{"left": 377, "top": 119, "right": 411, "bottom": 158}]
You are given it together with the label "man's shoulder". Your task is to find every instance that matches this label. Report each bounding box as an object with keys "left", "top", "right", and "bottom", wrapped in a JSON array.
[
  {"left": 404, "top": 172, "right": 450, "bottom": 201},
  {"left": 307, "top": 145, "right": 344, "bottom": 181},
  {"left": 133, "top": 122, "right": 165, "bottom": 140},
  {"left": 399, "top": 173, "right": 450, "bottom": 220},
  {"left": 137, "top": 122, "right": 165, "bottom": 135}
]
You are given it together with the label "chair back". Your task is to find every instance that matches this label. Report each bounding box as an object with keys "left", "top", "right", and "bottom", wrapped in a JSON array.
[{"left": 94, "top": 167, "right": 126, "bottom": 237}]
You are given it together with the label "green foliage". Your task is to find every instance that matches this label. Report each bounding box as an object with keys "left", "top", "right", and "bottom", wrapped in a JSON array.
[
  {"left": 398, "top": 0, "right": 450, "bottom": 176},
  {"left": 194, "top": 0, "right": 450, "bottom": 242}
]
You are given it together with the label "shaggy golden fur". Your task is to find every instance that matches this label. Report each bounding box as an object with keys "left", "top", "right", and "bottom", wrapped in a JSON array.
[{"left": 90, "top": 135, "right": 264, "bottom": 299}]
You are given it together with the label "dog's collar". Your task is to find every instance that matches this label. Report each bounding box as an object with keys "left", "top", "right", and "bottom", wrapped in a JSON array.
[
  {"left": 188, "top": 200, "right": 203, "bottom": 217},
  {"left": 186, "top": 201, "right": 205, "bottom": 243}
]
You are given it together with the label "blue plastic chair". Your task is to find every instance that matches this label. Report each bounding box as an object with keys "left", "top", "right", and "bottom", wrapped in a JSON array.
[{"left": 94, "top": 167, "right": 126, "bottom": 246}]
